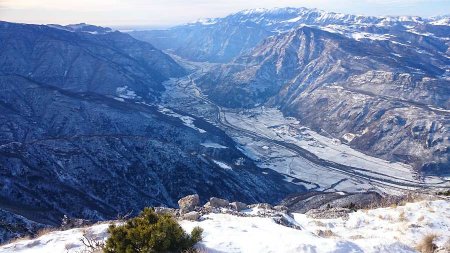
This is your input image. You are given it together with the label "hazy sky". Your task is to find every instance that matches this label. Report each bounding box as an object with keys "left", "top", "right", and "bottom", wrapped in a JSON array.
[{"left": 1, "top": 0, "right": 449, "bottom": 28}]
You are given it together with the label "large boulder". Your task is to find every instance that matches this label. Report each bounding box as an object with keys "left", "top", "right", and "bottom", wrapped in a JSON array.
[
  {"left": 182, "top": 211, "right": 201, "bottom": 221},
  {"left": 178, "top": 194, "right": 200, "bottom": 213},
  {"left": 230, "top": 201, "right": 248, "bottom": 211},
  {"left": 209, "top": 197, "right": 229, "bottom": 208}
]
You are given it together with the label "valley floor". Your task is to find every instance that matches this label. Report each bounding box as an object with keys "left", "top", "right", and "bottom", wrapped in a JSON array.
[{"left": 1, "top": 199, "right": 448, "bottom": 253}]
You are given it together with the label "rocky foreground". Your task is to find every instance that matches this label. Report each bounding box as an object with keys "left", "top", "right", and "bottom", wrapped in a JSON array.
[{"left": 0, "top": 193, "right": 449, "bottom": 253}]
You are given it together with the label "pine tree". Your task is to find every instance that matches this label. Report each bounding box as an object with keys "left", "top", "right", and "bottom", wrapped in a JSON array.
[{"left": 104, "top": 208, "right": 203, "bottom": 253}]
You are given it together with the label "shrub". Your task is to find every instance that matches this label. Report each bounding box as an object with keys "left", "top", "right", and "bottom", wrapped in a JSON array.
[
  {"left": 436, "top": 190, "right": 450, "bottom": 196},
  {"left": 79, "top": 231, "right": 105, "bottom": 253},
  {"left": 104, "top": 208, "right": 203, "bottom": 253},
  {"left": 415, "top": 234, "right": 438, "bottom": 253}
]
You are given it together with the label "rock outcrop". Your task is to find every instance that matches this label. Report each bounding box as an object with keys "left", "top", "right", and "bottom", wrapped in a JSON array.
[
  {"left": 230, "top": 202, "right": 248, "bottom": 211},
  {"left": 178, "top": 194, "right": 200, "bottom": 213},
  {"left": 209, "top": 197, "right": 230, "bottom": 208}
]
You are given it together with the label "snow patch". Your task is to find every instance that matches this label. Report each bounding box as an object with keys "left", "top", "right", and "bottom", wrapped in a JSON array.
[
  {"left": 158, "top": 106, "right": 207, "bottom": 133},
  {"left": 351, "top": 32, "right": 391, "bottom": 41},
  {"left": 116, "top": 86, "right": 138, "bottom": 99},
  {"left": 212, "top": 160, "right": 233, "bottom": 170},
  {"left": 201, "top": 142, "right": 228, "bottom": 149},
  {"left": 342, "top": 133, "right": 356, "bottom": 143}
]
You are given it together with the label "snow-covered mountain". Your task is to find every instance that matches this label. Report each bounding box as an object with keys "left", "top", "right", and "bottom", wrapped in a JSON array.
[{"left": 129, "top": 7, "right": 450, "bottom": 62}]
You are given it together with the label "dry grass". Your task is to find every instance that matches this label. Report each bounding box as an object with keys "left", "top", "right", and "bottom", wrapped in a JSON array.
[
  {"left": 415, "top": 234, "right": 438, "bottom": 253},
  {"left": 398, "top": 210, "right": 407, "bottom": 222}
]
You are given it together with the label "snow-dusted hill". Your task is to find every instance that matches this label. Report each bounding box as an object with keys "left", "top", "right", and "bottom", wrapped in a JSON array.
[{"left": 1, "top": 199, "right": 448, "bottom": 253}]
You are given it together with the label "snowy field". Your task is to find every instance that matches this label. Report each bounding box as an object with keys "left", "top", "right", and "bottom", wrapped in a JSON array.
[
  {"left": 1, "top": 199, "right": 448, "bottom": 253},
  {"left": 225, "top": 108, "right": 414, "bottom": 177},
  {"left": 224, "top": 108, "right": 449, "bottom": 194}
]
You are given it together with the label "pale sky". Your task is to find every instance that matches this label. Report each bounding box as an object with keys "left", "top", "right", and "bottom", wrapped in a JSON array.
[{"left": 0, "top": 0, "right": 449, "bottom": 28}]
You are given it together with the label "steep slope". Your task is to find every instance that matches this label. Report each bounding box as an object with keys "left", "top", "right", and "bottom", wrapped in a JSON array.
[
  {"left": 129, "top": 7, "right": 450, "bottom": 63},
  {"left": 197, "top": 25, "right": 449, "bottom": 174},
  {"left": 0, "top": 22, "right": 303, "bottom": 243}
]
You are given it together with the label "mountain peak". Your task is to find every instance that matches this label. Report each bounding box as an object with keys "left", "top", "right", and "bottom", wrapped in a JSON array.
[{"left": 237, "top": 7, "right": 308, "bottom": 15}]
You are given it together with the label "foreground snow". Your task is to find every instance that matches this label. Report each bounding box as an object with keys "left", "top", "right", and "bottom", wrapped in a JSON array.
[
  {"left": 1, "top": 200, "right": 448, "bottom": 253},
  {"left": 182, "top": 199, "right": 450, "bottom": 253},
  {"left": 0, "top": 224, "right": 110, "bottom": 253}
]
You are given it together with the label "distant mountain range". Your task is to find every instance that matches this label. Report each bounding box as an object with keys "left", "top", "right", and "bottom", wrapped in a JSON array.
[{"left": 130, "top": 7, "right": 450, "bottom": 63}]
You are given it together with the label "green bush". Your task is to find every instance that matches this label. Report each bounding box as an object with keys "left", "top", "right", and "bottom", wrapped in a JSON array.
[
  {"left": 436, "top": 190, "right": 450, "bottom": 196},
  {"left": 104, "top": 208, "right": 203, "bottom": 253}
]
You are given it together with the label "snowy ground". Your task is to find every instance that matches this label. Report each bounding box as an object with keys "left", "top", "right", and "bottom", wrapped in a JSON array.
[
  {"left": 0, "top": 223, "right": 110, "bottom": 253},
  {"left": 1, "top": 200, "right": 448, "bottom": 253},
  {"left": 183, "top": 199, "right": 450, "bottom": 253}
]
